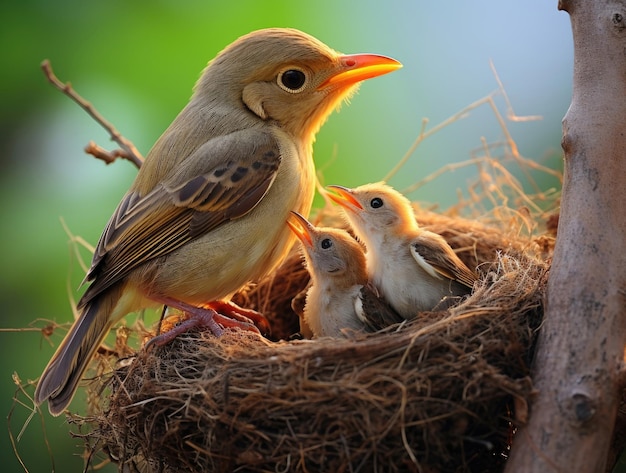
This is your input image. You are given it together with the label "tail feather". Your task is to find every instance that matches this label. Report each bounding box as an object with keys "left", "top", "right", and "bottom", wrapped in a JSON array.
[{"left": 35, "top": 286, "right": 121, "bottom": 416}]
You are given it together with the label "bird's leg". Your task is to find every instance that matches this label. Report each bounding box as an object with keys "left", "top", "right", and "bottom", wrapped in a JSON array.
[
  {"left": 154, "top": 304, "right": 169, "bottom": 336},
  {"left": 204, "top": 300, "right": 270, "bottom": 335},
  {"left": 147, "top": 297, "right": 261, "bottom": 348}
]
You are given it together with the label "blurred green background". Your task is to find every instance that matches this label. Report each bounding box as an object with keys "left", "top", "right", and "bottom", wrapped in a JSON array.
[{"left": 0, "top": 1, "right": 576, "bottom": 471}]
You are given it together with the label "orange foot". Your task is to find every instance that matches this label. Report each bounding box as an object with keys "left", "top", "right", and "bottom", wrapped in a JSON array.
[
  {"left": 147, "top": 298, "right": 269, "bottom": 348},
  {"left": 204, "top": 300, "right": 270, "bottom": 335}
]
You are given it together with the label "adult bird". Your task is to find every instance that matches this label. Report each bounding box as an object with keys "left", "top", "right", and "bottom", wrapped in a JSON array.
[
  {"left": 35, "top": 28, "right": 401, "bottom": 416},
  {"left": 287, "top": 211, "right": 402, "bottom": 337},
  {"left": 327, "top": 182, "right": 476, "bottom": 318}
]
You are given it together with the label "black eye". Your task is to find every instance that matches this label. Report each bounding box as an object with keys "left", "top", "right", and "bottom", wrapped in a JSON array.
[
  {"left": 370, "top": 197, "right": 384, "bottom": 209},
  {"left": 321, "top": 238, "right": 333, "bottom": 249},
  {"left": 278, "top": 69, "right": 307, "bottom": 92}
]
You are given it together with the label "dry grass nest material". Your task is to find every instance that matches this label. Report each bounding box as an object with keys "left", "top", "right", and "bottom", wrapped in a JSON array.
[{"left": 78, "top": 207, "right": 552, "bottom": 473}]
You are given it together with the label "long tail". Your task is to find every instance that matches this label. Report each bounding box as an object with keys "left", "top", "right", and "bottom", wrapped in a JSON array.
[{"left": 35, "top": 285, "right": 122, "bottom": 416}]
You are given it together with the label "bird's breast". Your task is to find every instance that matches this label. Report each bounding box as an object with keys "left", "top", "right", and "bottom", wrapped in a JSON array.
[
  {"left": 148, "top": 129, "right": 316, "bottom": 304},
  {"left": 305, "top": 283, "right": 364, "bottom": 337}
]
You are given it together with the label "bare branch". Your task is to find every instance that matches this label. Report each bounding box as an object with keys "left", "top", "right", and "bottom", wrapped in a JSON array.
[
  {"left": 40, "top": 59, "right": 144, "bottom": 169},
  {"left": 84, "top": 140, "right": 141, "bottom": 167}
]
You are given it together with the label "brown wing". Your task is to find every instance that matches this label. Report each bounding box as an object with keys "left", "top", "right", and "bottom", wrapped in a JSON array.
[
  {"left": 358, "top": 283, "right": 404, "bottom": 332},
  {"left": 79, "top": 130, "right": 281, "bottom": 307},
  {"left": 410, "top": 231, "right": 477, "bottom": 289},
  {"left": 290, "top": 285, "right": 309, "bottom": 319}
]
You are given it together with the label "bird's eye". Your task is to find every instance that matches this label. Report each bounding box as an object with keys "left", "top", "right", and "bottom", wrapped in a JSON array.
[
  {"left": 321, "top": 238, "right": 333, "bottom": 249},
  {"left": 370, "top": 197, "right": 384, "bottom": 209},
  {"left": 278, "top": 68, "right": 308, "bottom": 93}
]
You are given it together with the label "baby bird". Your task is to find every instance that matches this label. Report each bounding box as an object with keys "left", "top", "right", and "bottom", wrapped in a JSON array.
[
  {"left": 286, "top": 211, "right": 402, "bottom": 337},
  {"left": 327, "top": 182, "right": 476, "bottom": 318}
]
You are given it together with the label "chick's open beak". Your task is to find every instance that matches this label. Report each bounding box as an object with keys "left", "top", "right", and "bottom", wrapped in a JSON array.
[
  {"left": 327, "top": 185, "right": 363, "bottom": 212},
  {"left": 287, "top": 211, "right": 315, "bottom": 247},
  {"left": 319, "top": 54, "right": 402, "bottom": 89}
]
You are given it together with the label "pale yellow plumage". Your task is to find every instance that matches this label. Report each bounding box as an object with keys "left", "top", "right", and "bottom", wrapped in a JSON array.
[
  {"left": 287, "top": 211, "right": 402, "bottom": 337},
  {"left": 328, "top": 182, "right": 476, "bottom": 319},
  {"left": 35, "top": 28, "right": 401, "bottom": 415}
]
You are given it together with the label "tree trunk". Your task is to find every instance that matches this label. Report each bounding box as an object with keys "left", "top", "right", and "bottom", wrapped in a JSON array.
[{"left": 505, "top": 1, "right": 626, "bottom": 472}]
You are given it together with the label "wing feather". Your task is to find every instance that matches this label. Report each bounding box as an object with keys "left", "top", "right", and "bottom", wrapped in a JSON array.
[
  {"left": 79, "top": 130, "right": 281, "bottom": 307},
  {"left": 410, "top": 231, "right": 477, "bottom": 289},
  {"left": 358, "top": 282, "right": 404, "bottom": 331}
]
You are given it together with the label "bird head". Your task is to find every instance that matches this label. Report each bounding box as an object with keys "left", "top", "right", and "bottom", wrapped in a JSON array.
[
  {"left": 287, "top": 211, "right": 367, "bottom": 285},
  {"left": 194, "top": 28, "right": 401, "bottom": 143},
  {"left": 327, "top": 182, "right": 419, "bottom": 248}
]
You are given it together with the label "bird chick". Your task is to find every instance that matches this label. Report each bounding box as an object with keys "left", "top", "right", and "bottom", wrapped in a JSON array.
[
  {"left": 327, "top": 182, "right": 476, "bottom": 318},
  {"left": 287, "top": 211, "right": 402, "bottom": 338},
  {"left": 35, "top": 28, "right": 401, "bottom": 416}
]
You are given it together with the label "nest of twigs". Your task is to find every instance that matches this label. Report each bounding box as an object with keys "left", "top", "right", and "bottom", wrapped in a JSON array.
[{"left": 77, "top": 206, "right": 552, "bottom": 473}]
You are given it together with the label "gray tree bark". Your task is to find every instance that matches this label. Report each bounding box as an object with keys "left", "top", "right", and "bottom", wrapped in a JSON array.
[{"left": 505, "top": 1, "right": 626, "bottom": 472}]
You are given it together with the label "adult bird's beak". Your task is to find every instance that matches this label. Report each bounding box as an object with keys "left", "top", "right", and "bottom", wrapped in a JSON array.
[
  {"left": 287, "top": 211, "right": 315, "bottom": 247},
  {"left": 326, "top": 185, "right": 363, "bottom": 211},
  {"left": 318, "top": 54, "right": 402, "bottom": 89}
]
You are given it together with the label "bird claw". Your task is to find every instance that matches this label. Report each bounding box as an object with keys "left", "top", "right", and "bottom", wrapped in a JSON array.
[
  {"left": 146, "top": 297, "right": 267, "bottom": 348},
  {"left": 147, "top": 308, "right": 224, "bottom": 348},
  {"left": 205, "top": 300, "right": 270, "bottom": 335}
]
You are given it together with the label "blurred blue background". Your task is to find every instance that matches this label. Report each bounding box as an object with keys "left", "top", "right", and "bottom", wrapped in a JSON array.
[{"left": 0, "top": 1, "right": 573, "bottom": 471}]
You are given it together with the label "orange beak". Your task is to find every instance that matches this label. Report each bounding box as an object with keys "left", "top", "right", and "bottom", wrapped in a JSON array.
[
  {"left": 326, "top": 185, "right": 363, "bottom": 212},
  {"left": 318, "top": 53, "right": 402, "bottom": 89},
  {"left": 286, "top": 211, "right": 315, "bottom": 247}
]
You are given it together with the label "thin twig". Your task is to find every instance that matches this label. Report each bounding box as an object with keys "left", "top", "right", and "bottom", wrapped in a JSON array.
[
  {"left": 8, "top": 374, "right": 56, "bottom": 472},
  {"left": 383, "top": 94, "right": 495, "bottom": 182},
  {"left": 41, "top": 59, "right": 144, "bottom": 169},
  {"left": 490, "top": 60, "right": 543, "bottom": 123},
  {"left": 84, "top": 140, "right": 137, "bottom": 167}
]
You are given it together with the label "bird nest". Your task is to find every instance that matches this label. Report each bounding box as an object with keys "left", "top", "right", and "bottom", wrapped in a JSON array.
[{"left": 74, "top": 206, "right": 552, "bottom": 473}]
